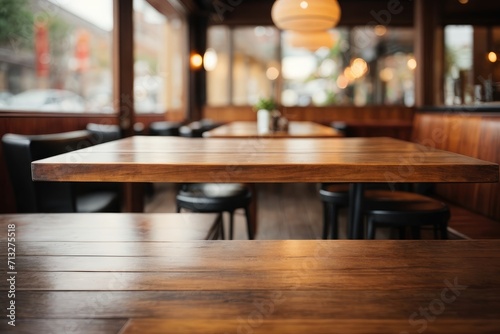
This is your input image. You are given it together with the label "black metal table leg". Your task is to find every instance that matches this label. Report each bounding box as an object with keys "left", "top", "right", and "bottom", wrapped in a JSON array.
[{"left": 348, "top": 183, "right": 365, "bottom": 239}]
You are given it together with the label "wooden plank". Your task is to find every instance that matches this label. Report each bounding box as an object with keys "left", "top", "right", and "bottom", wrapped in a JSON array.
[
  {"left": 5, "top": 268, "right": 498, "bottom": 291},
  {"left": 14, "top": 248, "right": 500, "bottom": 271},
  {"left": 1, "top": 236, "right": 500, "bottom": 333},
  {"left": 11, "top": 290, "right": 500, "bottom": 319},
  {"left": 4, "top": 240, "right": 500, "bottom": 291},
  {"left": 8, "top": 240, "right": 500, "bottom": 257},
  {"left": 0, "top": 319, "right": 127, "bottom": 334},
  {"left": 0, "top": 213, "right": 220, "bottom": 241},
  {"left": 122, "top": 319, "right": 500, "bottom": 334}
]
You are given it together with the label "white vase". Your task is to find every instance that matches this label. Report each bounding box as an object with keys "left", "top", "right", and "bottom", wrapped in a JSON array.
[{"left": 257, "top": 109, "right": 271, "bottom": 134}]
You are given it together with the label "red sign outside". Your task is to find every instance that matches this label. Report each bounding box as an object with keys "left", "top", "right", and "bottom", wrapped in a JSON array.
[{"left": 35, "top": 23, "right": 50, "bottom": 77}]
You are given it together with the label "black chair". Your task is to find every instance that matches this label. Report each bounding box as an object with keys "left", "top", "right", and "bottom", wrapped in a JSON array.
[
  {"left": 175, "top": 120, "right": 252, "bottom": 239},
  {"left": 179, "top": 119, "right": 224, "bottom": 137},
  {"left": 364, "top": 191, "right": 449, "bottom": 239},
  {"left": 176, "top": 183, "right": 254, "bottom": 240},
  {"left": 2, "top": 130, "right": 121, "bottom": 213},
  {"left": 149, "top": 121, "right": 183, "bottom": 136},
  {"left": 86, "top": 123, "right": 121, "bottom": 143},
  {"left": 320, "top": 183, "right": 449, "bottom": 240},
  {"left": 330, "top": 121, "right": 351, "bottom": 137}
]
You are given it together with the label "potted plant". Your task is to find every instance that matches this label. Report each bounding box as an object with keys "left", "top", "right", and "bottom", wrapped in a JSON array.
[{"left": 253, "top": 97, "right": 277, "bottom": 133}]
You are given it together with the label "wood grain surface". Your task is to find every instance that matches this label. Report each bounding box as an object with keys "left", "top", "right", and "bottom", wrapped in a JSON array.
[
  {"left": 0, "top": 214, "right": 499, "bottom": 333},
  {"left": 31, "top": 136, "right": 499, "bottom": 183}
]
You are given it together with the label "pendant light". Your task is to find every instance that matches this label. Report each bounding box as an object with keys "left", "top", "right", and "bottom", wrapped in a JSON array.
[
  {"left": 271, "top": 0, "right": 341, "bottom": 32},
  {"left": 286, "top": 30, "right": 334, "bottom": 51}
]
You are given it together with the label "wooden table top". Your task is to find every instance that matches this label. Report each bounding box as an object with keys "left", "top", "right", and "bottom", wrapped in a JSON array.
[
  {"left": 202, "top": 121, "right": 343, "bottom": 138},
  {"left": 31, "top": 136, "right": 499, "bottom": 183},
  {"left": 1, "top": 214, "right": 499, "bottom": 333}
]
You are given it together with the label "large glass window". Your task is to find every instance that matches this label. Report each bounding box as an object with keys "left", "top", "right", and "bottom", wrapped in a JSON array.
[
  {"left": 206, "top": 26, "right": 280, "bottom": 106},
  {"left": 206, "top": 25, "right": 415, "bottom": 107},
  {"left": 133, "top": 0, "right": 187, "bottom": 114},
  {"left": 0, "top": 0, "right": 113, "bottom": 112}
]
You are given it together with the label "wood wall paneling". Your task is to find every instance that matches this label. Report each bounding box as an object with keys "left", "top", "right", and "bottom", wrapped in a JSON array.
[
  {"left": 412, "top": 112, "right": 500, "bottom": 221},
  {"left": 203, "top": 105, "right": 415, "bottom": 140}
]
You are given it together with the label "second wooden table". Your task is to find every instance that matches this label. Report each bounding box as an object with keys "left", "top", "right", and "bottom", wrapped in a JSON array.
[{"left": 202, "top": 121, "right": 343, "bottom": 138}]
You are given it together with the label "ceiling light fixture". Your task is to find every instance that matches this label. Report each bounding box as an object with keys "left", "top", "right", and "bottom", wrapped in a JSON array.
[
  {"left": 286, "top": 30, "right": 335, "bottom": 51},
  {"left": 271, "top": 0, "right": 341, "bottom": 32}
]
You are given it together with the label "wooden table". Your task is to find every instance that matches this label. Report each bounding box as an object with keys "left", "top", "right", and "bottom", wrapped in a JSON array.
[
  {"left": 31, "top": 136, "right": 499, "bottom": 238},
  {"left": 1, "top": 215, "right": 499, "bottom": 333},
  {"left": 202, "top": 121, "right": 343, "bottom": 138}
]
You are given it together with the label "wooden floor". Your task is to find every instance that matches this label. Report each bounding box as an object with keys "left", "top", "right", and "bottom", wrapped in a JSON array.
[{"left": 146, "top": 183, "right": 465, "bottom": 240}]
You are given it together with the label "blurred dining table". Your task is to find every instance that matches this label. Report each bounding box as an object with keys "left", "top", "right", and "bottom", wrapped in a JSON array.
[
  {"left": 31, "top": 136, "right": 499, "bottom": 239},
  {"left": 202, "top": 121, "right": 343, "bottom": 138},
  {"left": 1, "top": 214, "right": 500, "bottom": 333}
]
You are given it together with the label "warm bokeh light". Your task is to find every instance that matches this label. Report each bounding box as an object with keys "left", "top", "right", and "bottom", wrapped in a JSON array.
[
  {"left": 300, "top": 1, "right": 309, "bottom": 9},
  {"left": 190, "top": 53, "right": 203, "bottom": 69},
  {"left": 407, "top": 58, "right": 417, "bottom": 70},
  {"left": 374, "top": 25, "right": 387, "bottom": 36},
  {"left": 203, "top": 48, "right": 218, "bottom": 71},
  {"left": 458, "top": 0, "right": 469, "bottom": 4},
  {"left": 488, "top": 51, "right": 498, "bottom": 63},
  {"left": 379, "top": 67, "right": 394, "bottom": 82},
  {"left": 344, "top": 66, "right": 356, "bottom": 81},
  {"left": 266, "top": 66, "right": 280, "bottom": 80},
  {"left": 336, "top": 74, "right": 348, "bottom": 89},
  {"left": 350, "top": 58, "right": 368, "bottom": 78}
]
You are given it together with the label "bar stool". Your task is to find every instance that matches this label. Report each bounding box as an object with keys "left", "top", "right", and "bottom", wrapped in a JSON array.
[
  {"left": 319, "top": 184, "right": 350, "bottom": 239},
  {"left": 176, "top": 183, "right": 254, "bottom": 240},
  {"left": 364, "top": 190, "right": 450, "bottom": 239},
  {"left": 320, "top": 184, "right": 450, "bottom": 239}
]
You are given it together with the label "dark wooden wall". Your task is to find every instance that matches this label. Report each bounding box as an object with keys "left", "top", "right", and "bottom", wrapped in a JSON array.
[
  {"left": 204, "top": 105, "right": 415, "bottom": 140},
  {"left": 412, "top": 112, "right": 500, "bottom": 221}
]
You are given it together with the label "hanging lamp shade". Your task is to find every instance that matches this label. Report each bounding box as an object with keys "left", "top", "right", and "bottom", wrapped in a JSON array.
[
  {"left": 286, "top": 30, "right": 334, "bottom": 51},
  {"left": 272, "top": 0, "right": 341, "bottom": 32}
]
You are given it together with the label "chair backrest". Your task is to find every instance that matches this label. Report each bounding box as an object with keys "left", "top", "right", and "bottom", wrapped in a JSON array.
[
  {"left": 149, "top": 121, "right": 182, "bottom": 136},
  {"left": 179, "top": 119, "right": 224, "bottom": 138},
  {"left": 2, "top": 130, "right": 92, "bottom": 213},
  {"left": 86, "top": 123, "right": 121, "bottom": 144}
]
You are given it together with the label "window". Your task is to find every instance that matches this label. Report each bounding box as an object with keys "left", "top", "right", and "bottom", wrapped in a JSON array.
[
  {"left": 0, "top": 0, "right": 113, "bottom": 112},
  {"left": 206, "top": 26, "right": 280, "bottom": 106},
  {"left": 133, "top": 0, "right": 187, "bottom": 114},
  {"left": 443, "top": 25, "right": 473, "bottom": 105},
  {"left": 206, "top": 25, "right": 415, "bottom": 107}
]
